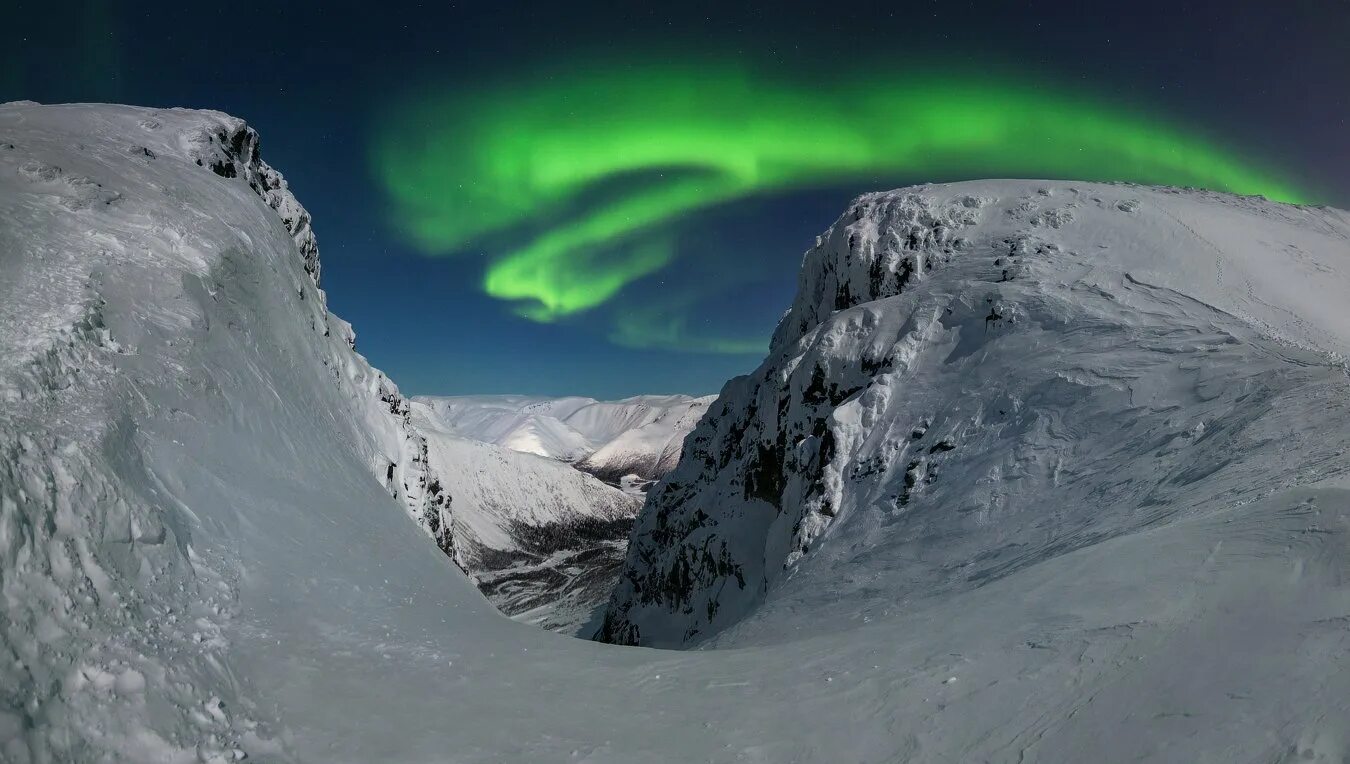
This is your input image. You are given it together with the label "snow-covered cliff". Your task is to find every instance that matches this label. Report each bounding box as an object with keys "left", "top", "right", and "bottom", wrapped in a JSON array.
[
  {"left": 0, "top": 101, "right": 463, "bottom": 759},
  {"left": 599, "top": 180, "right": 1350, "bottom": 647}
]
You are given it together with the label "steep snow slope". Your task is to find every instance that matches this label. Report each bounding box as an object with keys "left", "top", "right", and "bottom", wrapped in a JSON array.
[
  {"left": 0, "top": 101, "right": 460, "bottom": 760},
  {"left": 5, "top": 103, "right": 1348, "bottom": 763},
  {"left": 601, "top": 180, "right": 1350, "bottom": 648},
  {"left": 416, "top": 393, "right": 714, "bottom": 481},
  {"left": 411, "top": 402, "right": 640, "bottom": 632}
]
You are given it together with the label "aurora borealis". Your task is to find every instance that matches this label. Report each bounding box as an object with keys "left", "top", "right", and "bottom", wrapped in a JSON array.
[
  {"left": 9, "top": 1, "right": 1346, "bottom": 397},
  {"left": 372, "top": 60, "right": 1306, "bottom": 332}
]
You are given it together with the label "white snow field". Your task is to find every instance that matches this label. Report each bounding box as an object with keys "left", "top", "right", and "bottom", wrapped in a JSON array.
[
  {"left": 2, "top": 101, "right": 1349, "bottom": 763},
  {"left": 416, "top": 393, "right": 715, "bottom": 482}
]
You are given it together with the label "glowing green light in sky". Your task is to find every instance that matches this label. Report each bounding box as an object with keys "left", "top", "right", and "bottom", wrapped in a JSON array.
[
  {"left": 371, "top": 59, "right": 1307, "bottom": 341},
  {"left": 606, "top": 289, "right": 769, "bottom": 356}
]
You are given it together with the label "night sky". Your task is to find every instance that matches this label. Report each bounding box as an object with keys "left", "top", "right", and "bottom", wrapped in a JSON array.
[{"left": 5, "top": 1, "right": 1347, "bottom": 398}]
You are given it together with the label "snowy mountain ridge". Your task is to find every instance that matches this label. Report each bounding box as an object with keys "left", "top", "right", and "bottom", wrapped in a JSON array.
[
  {"left": 601, "top": 179, "right": 1350, "bottom": 648},
  {"left": 415, "top": 393, "right": 715, "bottom": 482}
]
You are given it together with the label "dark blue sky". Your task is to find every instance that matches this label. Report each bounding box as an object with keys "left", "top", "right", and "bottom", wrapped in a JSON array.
[{"left": 4, "top": 1, "right": 1347, "bottom": 398}]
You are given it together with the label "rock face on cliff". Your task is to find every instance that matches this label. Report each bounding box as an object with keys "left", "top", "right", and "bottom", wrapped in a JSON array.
[{"left": 599, "top": 179, "right": 1350, "bottom": 648}]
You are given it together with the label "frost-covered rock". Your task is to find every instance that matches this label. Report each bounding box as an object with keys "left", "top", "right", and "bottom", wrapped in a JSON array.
[{"left": 600, "top": 180, "right": 1350, "bottom": 647}]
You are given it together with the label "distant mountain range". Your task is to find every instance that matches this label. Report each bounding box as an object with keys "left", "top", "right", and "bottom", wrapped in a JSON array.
[{"left": 413, "top": 393, "right": 715, "bottom": 486}]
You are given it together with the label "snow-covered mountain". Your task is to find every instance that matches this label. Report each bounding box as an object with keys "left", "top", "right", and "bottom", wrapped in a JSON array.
[
  {"left": 5, "top": 101, "right": 1348, "bottom": 763},
  {"left": 411, "top": 403, "right": 640, "bottom": 632},
  {"left": 416, "top": 393, "right": 714, "bottom": 483},
  {"left": 0, "top": 101, "right": 461, "bottom": 760},
  {"left": 600, "top": 179, "right": 1350, "bottom": 649},
  {"left": 575, "top": 397, "right": 715, "bottom": 484},
  {"left": 408, "top": 394, "right": 710, "bottom": 629},
  {"left": 413, "top": 395, "right": 598, "bottom": 461}
]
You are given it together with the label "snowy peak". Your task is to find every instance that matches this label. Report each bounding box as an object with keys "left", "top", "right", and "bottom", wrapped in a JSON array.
[
  {"left": 600, "top": 180, "right": 1350, "bottom": 647},
  {"left": 774, "top": 181, "right": 1350, "bottom": 358},
  {"left": 417, "top": 395, "right": 596, "bottom": 461},
  {"left": 414, "top": 393, "right": 715, "bottom": 481},
  {"left": 575, "top": 396, "right": 716, "bottom": 483}
]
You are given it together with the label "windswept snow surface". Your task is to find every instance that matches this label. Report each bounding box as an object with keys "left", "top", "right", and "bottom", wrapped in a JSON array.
[
  {"left": 416, "top": 393, "right": 715, "bottom": 482},
  {"left": 3, "top": 103, "right": 1349, "bottom": 763}
]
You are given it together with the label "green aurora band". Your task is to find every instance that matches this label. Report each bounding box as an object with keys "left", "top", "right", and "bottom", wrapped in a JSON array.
[{"left": 372, "top": 61, "right": 1308, "bottom": 345}]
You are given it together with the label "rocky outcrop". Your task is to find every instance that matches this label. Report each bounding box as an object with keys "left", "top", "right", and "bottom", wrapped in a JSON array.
[{"left": 599, "top": 180, "right": 1350, "bottom": 647}]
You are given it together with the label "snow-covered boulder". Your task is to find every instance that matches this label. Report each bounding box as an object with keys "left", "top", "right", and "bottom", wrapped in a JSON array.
[{"left": 599, "top": 180, "right": 1350, "bottom": 648}]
